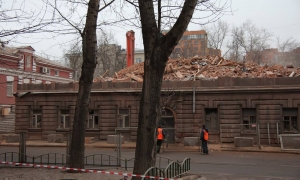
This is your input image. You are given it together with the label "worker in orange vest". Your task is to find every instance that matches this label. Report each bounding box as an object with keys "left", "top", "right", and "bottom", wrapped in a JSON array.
[
  {"left": 157, "top": 125, "right": 165, "bottom": 153},
  {"left": 200, "top": 125, "right": 209, "bottom": 155}
]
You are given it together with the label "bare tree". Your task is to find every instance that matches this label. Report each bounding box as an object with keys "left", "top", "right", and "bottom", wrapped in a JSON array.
[
  {"left": 119, "top": 0, "right": 230, "bottom": 177},
  {"left": 47, "top": 0, "right": 116, "bottom": 168},
  {"left": 227, "top": 20, "right": 272, "bottom": 63},
  {"left": 64, "top": 41, "right": 83, "bottom": 81},
  {"left": 277, "top": 37, "right": 299, "bottom": 52},
  {"left": 203, "top": 20, "right": 229, "bottom": 56},
  {"left": 0, "top": 0, "right": 60, "bottom": 46},
  {"left": 96, "top": 30, "right": 125, "bottom": 77}
]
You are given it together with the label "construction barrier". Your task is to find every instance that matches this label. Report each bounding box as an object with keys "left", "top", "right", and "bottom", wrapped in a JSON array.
[{"left": 0, "top": 161, "right": 179, "bottom": 180}]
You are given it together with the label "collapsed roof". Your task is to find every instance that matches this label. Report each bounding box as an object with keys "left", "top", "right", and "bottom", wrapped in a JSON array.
[{"left": 94, "top": 56, "right": 300, "bottom": 82}]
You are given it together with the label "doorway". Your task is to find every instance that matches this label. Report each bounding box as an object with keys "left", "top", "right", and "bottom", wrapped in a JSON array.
[{"left": 160, "top": 108, "right": 175, "bottom": 144}]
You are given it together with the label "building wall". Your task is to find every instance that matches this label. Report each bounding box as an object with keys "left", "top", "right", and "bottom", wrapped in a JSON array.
[
  {"left": 15, "top": 77, "right": 300, "bottom": 144},
  {"left": 170, "top": 30, "right": 221, "bottom": 58}
]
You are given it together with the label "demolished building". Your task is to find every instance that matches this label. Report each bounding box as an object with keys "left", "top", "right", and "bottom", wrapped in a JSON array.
[{"left": 15, "top": 56, "right": 300, "bottom": 145}]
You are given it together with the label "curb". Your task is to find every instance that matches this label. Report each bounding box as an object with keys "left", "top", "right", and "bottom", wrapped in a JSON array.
[{"left": 176, "top": 175, "right": 201, "bottom": 180}]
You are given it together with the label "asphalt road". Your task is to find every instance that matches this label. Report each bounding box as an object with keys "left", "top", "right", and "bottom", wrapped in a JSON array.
[{"left": 0, "top": 146, "right": 299, "bottom": 180}]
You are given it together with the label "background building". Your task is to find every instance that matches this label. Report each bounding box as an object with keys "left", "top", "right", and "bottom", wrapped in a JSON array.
[
  {"left": 245, "top": 47, "right": 300, "bottom": 66},
  {"left": 0, "top": 46, "right": 74, "bottom": 133},
  {"left": 170, "top": 30, "right": 221, "bottom": 58}
]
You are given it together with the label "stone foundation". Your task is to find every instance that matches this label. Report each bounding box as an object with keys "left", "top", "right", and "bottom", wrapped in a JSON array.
[
  {"left": 5, "top": 134, "right": 20, "bottom": 143},
  {"left": 47, "top": 134, "right": 64, "bottom": 143}
]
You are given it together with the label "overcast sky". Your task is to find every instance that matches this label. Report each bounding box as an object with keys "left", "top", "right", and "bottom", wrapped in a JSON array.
[{"left": 5, "top": 0, "right": 300, "bottom": 61}]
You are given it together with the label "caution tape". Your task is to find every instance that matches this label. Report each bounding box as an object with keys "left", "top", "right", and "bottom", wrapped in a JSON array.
[{"left": 0, "top": 161, "right": 176, "bottom": 180}]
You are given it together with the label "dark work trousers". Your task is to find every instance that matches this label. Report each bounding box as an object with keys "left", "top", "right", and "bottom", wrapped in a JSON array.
[
  {"left": 201, "top": 140, "right": 208, "bottom": 154},
  {"left": 157, "top": 139, "right": 163, "bottom": 153}
]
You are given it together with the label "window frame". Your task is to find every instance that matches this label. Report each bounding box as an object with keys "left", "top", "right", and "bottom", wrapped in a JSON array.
[
  {"left": 6, "top": 81, "right": 13, "bottom": 97},
  {"left": 242, "top": 108, "right": 257, "bottom": 131},
  {"left": 135, "top": 58, "right": 142, "bottom": 64},
  {"left": 87, "top": 109, "right": 99, "bottom": 129},
  {"left": 59, "top": 109, "right": 71, "bottom": 129},
  {"left": 32, "top": 110, "right": 42, "bottom": 129},
  {"left": 118, "top": 108, "right": 130, "bottom": 128},
  {"left": 282, "top": 108, "right": 298, "bottom": 133},
  {"left": 26, "top": 56, "right": 31, "bottom": 68},
  {"left": 55, "top": 70, "right": 59, "bottom": 76}
]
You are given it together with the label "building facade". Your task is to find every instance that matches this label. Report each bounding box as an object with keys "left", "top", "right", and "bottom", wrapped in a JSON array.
[
  {"left": 0, "top": 46, "right": 74, "bottom": 117},
  {"left": 15, "top": 77, "right": 300, "bottom": 144},
  {"left": 170, "top": 30, "right": 221, "bottom": 58},
  {"left": 245, "top": 47, "right": 300, "bottom": 67}
]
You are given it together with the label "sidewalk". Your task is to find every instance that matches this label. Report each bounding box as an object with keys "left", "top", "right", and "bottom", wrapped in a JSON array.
[{"left": 1, "top": 140, "right": 300, "bottom": 154}]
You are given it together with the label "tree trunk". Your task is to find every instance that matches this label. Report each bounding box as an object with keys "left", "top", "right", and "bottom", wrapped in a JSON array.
[
  {"left": 132, "top": 0, "right": 197, "bottom": 178},
  {"left": 69, "top": 0, "right": 99, "bottom": 169}
]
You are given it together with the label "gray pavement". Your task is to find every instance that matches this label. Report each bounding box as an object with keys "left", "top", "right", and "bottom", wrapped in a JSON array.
[{"left": 1, "top": 140, "right": 300, "bottom": 155}]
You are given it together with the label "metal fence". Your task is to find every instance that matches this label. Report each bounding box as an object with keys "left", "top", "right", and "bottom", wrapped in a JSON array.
[
  {"left": 220, "top": 123, "right": 282, "bottom": 148},
  {"left": 0, "top": 151, "right": 175, "bottom": 171},
  {"left": 279, "top": 134, "right": 300, "bottom": 151},
  {"left": 142, "top": 157, "right": 191, "bottom": 180}
]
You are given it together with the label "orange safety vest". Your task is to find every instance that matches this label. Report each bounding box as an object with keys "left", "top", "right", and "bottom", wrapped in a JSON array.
[
  {"left": 203, "top": 130, "right": 208, "bottom": 141},
  {"left": 157, "top": 128, "right": 164, "bottom": 140}
]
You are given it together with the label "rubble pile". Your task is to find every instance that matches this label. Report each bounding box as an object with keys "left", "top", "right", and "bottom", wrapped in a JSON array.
[{"left": 94, "top": 56, "right": 300, "bottom": 82}]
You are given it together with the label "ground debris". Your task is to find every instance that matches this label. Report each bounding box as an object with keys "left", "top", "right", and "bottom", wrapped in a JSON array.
[{"left": 93, "top": 55, "right": 300, "bottom": 82}]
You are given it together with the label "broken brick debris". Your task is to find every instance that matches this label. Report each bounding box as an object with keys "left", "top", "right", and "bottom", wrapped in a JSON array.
[{"left": 93, "top": 56, "right": 300, "bottom": 82}]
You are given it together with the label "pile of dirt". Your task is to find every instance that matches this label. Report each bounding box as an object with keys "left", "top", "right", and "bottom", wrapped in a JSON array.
[{"left": 94, "top": 56, "right": 300, "bottom": 82}]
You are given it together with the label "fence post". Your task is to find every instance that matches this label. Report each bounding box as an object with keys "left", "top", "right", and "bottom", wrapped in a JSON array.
[
  {"left": 117, "top": 133, "right": 122, "bottom": 166},
  {"left": 19, "top": 132, "right": 26, "bottom": 163},
  {"left": 66, "top": 132, "right": 72, "bottom": 164}
]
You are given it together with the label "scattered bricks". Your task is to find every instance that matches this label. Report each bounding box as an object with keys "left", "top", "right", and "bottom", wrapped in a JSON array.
[
  {"left": 5, "top": 134, "right": 20, "bottom": 143},
  {"left": 234, "top": 137, "right": 253, "bottom": 147},
  {"left": 47, "top": 134, "right": 64, "bottom": 143},
  {"left": 293, "top": 138, "right": 300, "bottom": 149},
  {"left": 93, "top": 55, "right": 300, "bottom": 82},
  {"left": 107, "top": 135, "right": 124, "bottom": 144},
  {"left": 183, "top": 137, "right": 199, "bottom": 146}
]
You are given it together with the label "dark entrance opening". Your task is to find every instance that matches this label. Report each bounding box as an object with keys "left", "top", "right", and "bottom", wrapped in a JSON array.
[{"left": 160, "top": 108, "right": 175, "bottom": 144}]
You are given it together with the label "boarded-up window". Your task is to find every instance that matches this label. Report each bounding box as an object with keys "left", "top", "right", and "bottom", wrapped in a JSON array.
[{"left": 205, "top": 108, "right": 219, "bottom": 131}]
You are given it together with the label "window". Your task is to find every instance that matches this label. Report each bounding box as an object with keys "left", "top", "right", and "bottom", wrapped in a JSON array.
[
  {"left": 32, "top": 110, "right": 42, "bottom": 128},
  {"left": 87, "top": 110, "right": 99, "bottom": 129},
  {"left": 60, "top": 110, "right": 70, "bottom": 128},
  {"left": 205, "top": 108, "right": 219, "bottom": 131},
  {"left": 135, "top": 58, "right": 142, "bottom": 63},
  {"left": 55, "top": 70, "right": 59, "bottom": 76},
  {"left": 242, "top": 108, "right": 256, "bottom": 130},
  {"left": 194, "top": 40, "right": 198, "bottom": 45},
  {"left": 283, "top": 108, "right": 298, "bottom": 132},
  {"left": 6, "top": 81, "right": 13, "bottom": 96},
  {"left": 26, "top": 56, "right": 31, "bottom": 68},
  {"left": 118, "top": 108, "right": 129, "bottom": 127}
]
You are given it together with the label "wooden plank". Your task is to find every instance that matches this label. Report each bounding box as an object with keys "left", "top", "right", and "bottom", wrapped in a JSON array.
[
  {"left": 175, "top": 71, "right": 184, "bottom": 78},
  {"left": 126, "top": 73, "right": 143, "bottom": 82}
]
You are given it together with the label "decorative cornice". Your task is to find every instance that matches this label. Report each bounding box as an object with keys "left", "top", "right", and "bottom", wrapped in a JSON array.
[{"left": 0, "top": 67, "right": 74, "bottom": 83}]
